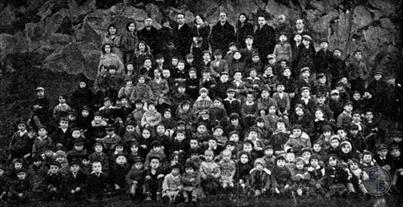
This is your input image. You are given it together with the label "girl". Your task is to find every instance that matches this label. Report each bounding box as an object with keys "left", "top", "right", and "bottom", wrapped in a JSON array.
[
  {"left": 120, "top": 22, "right": 138, "bottom": 64},
  {"left": 149, "top": 69, "right": 171, "bottom": 110},
  {"left": 273, "top": 33, "right": 292, "bottom": 62},
  {"left": 200, "top": 150, "right": 221, "bottom": 195},
  {"left": 103, "top": 24, "right": 122, "bottom": 58},
  {"left": 134, "top": 41, "right": 154, "bottom": 68},
  {"left": 235, "top": 13, "right": 254, "bottom": 48},
  {"left": 117, "top": 79, "right": 134, "bottom": 100},
  {"left": 141, "top": 102, "right": 162, "bottom": 128},
  {"left": 98, "top": 43, "right": 124, "bottom": 75},
  {"left": 130, "top": 76, "right": 154, "bottom": 105}
]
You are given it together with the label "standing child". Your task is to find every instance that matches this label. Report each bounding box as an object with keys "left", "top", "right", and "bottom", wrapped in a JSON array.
[
  {"left": 86, "top": 161, "right": 108, "bottom": 202},
  {"left": 218, "top": 150, "right": 236, "bottom": 189},
  {"left": 324, "top": 155, "right": 349, "bottom": 197},
  {"left": 144, "top": 156, "right": 165, "bottom": 201},
  {"left": 200, "top": 150, "right": 221, "bottom": 195}
]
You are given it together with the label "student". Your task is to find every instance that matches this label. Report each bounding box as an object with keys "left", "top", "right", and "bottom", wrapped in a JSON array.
[
  {"left": 162, "top": 164, "right": 183, "bottom": 203},
  {"left": 86, "top": 161, "right": 108, "bottom": 202},
  {"left": 144, "top": 156, "right": 165, "bottom": 201},
  {"left": 9, "top": 169, "right": 32, "bottom": 203},
  {"left": 181, "top": 162, "right": 203, "bottom": 203},
  {"left": 42, "top": 162, "right": 63, "bottom": 201},
  {"left": 200, "top": 150, "right": 221, "bottom": 195},
  {"left": 249, "top": 159, "right": 272, "bottom": 196},
  {"left": 271, "top": 156, "right": 292, "bottom": 196},
  {"left": 126, "top": 156, "right": 145, "bottom": 199},
  {"left": 9, "top": 121, "right": 32, "bottom": 160},
  {"left": 64, "top": 160, "right": 87, "bottom": 201}
]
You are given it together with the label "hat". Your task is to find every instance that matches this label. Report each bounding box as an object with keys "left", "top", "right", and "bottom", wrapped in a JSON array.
[
  {"left": 267, "top": 54, "right": 275, "bottom": 59},
  {"left": 320, "top": 38, "right": 328, "bottom": 43},
  {"left": 36, "top": 87, "right": 45, "bottom": 91},
  {"left": 251, "top": 51, "right": 260, "bottom": 57},
  {"left": 245, "top": 35, "right": 254, "bottom": 39},
  {"left": 256, "top": 117, "right": 264, "bottom": 123},
  {"left": 133, "top": 156, "right": 143, "bottom": 163},
  {"left": 73, "top": 139, "right": 84, "bottom": 146},
  {"left": 330, "top": 90, "right": 339, "bottom": 95},
  {"left": 390, "top": 144, "right": 400, "bottom": 151},
  {"left": 300, "top": 67, "right": 310, "bottom": 73},
  {"left": 229, "top": 113, "right": 240, "bottom": 120},
  {"left": 49, "top": 161, "right": 61, "bottom": 168},
  {"left": 344, "top": 101, "right": 353, "bottom": 107},
  {"left": 227, "top": 88, "right": 236, "bottom": 93},
  {"left": 229, "top": 42, "right": 237, "bottom": 47},
  {"left": 317, "top": 73, "right": 326, "bottom": 79},
  {"left": 254, "top": 159, "right": 264, "bottom": 167},
  {"left": 310, "top": 155, "right": 321, "bottom": 162},
  {"left": 186, "top": 53, "right": 194, "bottom": 59},
  {"left": 349, "top": 124, "right": 359, "bottom": 131},
  {"left": 199, "top": 87, "right": 208, "bottom": 93},
  {"left": 322, "top": 124, "right": 333, "bottom": 132},
  {"left": 300, "top": 86, "right": 310, "bottom": 92},
  {"left": 70, "top": 159, "right": 81, "bottom": 166},
  {"left": 295, "top": 157, "right": 305, "bottom": 163},
  {"left": 301, "top": 147, "right": 312, "bottom": 154},
  {"left": 149, "top": 156, "right": 161, "bottom": 161},
  {"left": 55, "top": 150, "right": 67, "bottom": 158},
  {"left": 340, "top": 141, "right": 352, "bottom": 150},
  {"left": 105, "top": 124, "right": 115, "bottom": 131},
  {"left": 197, "top": 122, "right": 207, "bottom": 127},
  {"left": 213, "top": 125, "right": 224, "bottom": 131},
  {"left": 276, "top": 155, "right": 286, "bottom": 162},
  {"left": 213, "top": 49, "right": 222, "bottom": 56},
  {"left": 177, "top": 82, "right": 187, "bottom": 88},
  {"left": 374, "top": 70, "right": 383, "bottom": 75},
  {"left": 330, "top": 135, "right": 340, "bottom": 142},
  {"left": 264, "top": 145, "right": 273, "bottom": 151},
  {"left": 176, "top": 120, "right": 186, "bottom": 126},
  {"left": 189, "top": 67, "right": 197, "bottom": 72},
  {"left": 151, "top": 140, "right": 162, "bottom": 147},
  {"left": 377, "top": 144, "right": 388, "bottom": 151},
  {"left": 302, "top": 35, "right": 312, "bottom": 41}
]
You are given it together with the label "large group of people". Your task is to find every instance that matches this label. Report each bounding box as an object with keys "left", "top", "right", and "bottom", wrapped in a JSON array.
[{"left": 1, "top": 11, "right": 403, "bottom": 204}]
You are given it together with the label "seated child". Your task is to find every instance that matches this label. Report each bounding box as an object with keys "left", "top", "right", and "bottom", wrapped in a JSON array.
[
  {"left": 126, "top": 156, "right": 145, "bottom": 199},
  {"left": 200, "top": 150, "right": 221, "bottom": 195},
  {"left": 181, "top": 162, "right": 203, "bottom": 203},
  {"left": 144, "top": 156, "right": 165, "bottom": 201},
  {"left": 162, "top": 164, "right": 183, "bottom": 203},
  {"left": 249, "top": 159, "right": 271, "bottom": 196}
]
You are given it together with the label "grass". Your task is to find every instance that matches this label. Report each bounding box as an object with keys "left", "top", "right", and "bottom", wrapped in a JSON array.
[{"left": 2, "top": 194, "right": 402, "bottom": 207}]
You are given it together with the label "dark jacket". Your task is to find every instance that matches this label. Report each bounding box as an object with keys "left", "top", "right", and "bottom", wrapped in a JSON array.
[
  {"left": 209, "top": 21, "right": 235, "bottom": 52},
  {"left": 254, "top": 24, "right": 276, "bottom": 57}
]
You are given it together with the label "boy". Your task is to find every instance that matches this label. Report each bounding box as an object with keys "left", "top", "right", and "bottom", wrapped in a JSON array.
[
  {"left": 272, "top": 83, "right": 290, "bottom": 116},
  {"left": 32, "top": 126, "right": 54, "bottom": 157},
  {"left": 324, "top": 155, "right": 349, "bottom": 197},
  {"left": 271, "top": 156, "right": 292, "bottom": 196},
  {"left": 9, "top": 170, "right": 31, "bottom": 203},
  {"left": 162, "top": 164, "right": 183, "bottom": 203},
  {"left": 144, "top": 156, "right": 165, "bottom": 201},
  {"left": 200, "top": 150, "right": 221, "bottom": 195},
  {"left": 9, "top": 121, "right": 31, "bottom": 160},
  {"left": 336, "top": 101, "right": 353, "bottom": 129},
  {"left": 97, "top": 125, "right": 121, "bottom": 153},
  {"left": 89, "top": 142, "right": 110, "bottom": 172},
  {"left": 126, "top": 156, "right": 145, "bottom": 199},
  {"left": 42, "top": 162, "right": 63, "bottom": 201},
  {"left": 291, "top": 157, "right": 311, "bottom": 196},
  {"left": 223, "top": 88, "right": 242, "bottom": 116},
  {"left": 86, "top": 161, "right": 108, "bottom": 202},
  {"left": 64, "top": 160, "right": 86, "bottom": 201},
  {"left": 181, "top": 162, "right": 203, "bottom": 203},
  {"left": 218, "top": 150, "right": 236, "bottom": 189},
  {"left": 249, "top": 159, "right": 272, "bottom": 196}
]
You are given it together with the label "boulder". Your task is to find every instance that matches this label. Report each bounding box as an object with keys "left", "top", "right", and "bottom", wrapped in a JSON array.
[
  {"left": 368, "top": 0, "right": 399, "bottom": 18},
  {"left": 145, "top": 3, "right": 163, "bottom": 24},
  {"left": 352, "top": 6, "right": 372, "bottom": 29},
  {"left": 0, "top": 32, "right": 28, "bottom": 60},
  {"left": 43, "top": 42, "right": 94, "bottom": 78}
]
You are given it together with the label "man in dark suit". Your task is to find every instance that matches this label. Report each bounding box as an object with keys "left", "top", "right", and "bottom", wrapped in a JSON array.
[
  {"left": 209, "top": 12, "right": 235, "bottom": 54},
  {"left": 138, "top": 18, "right": 160, "bottom": 54},
  {"left": 254, "top": 15, "right": 276, "bottom": 63},
  {"left": 174, "top": 13, "right": 193, "bottom": 58}
]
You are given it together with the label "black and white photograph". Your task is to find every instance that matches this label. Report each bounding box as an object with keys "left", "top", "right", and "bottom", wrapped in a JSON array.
[{"left": 0, "top": 0, "right": 402, "bottom": 206}]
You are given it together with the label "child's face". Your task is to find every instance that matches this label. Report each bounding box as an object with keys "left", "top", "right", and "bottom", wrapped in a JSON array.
[
  {"left": 172, "top": 168, "right": 180, "bottom": 176},
  {"left": 233, "top": 52, "right": 241, "bottom": 60},
  {"left": 378, "top": 149, "right": 388, "bottom": 157},
  {"left": 156, "top": 125, "right": 165, "bottom": 134},
  {"left": 72, "top": 130, "right": 81, "bottom": 138},
  {"left": 223, "top": 152, "right": 231, "bottom": 161},
  {"left": 126, "top": 125, "right": 136, "bottom": 133},
  {"left": 220, "top": 74, "right": 229, "bottom": 82},
  {"left": 205, "top": 153, "right": 214, "bottom": 161},
  {"left": 74, "top": 145, "right": 83, "bottom": 151},
  {"left": 276, "top": 85, "right": 285, "bottom": 92},
  {"left": 227, "top": 91, "right": 235, "bottom": 98},
  {"left": 200, "top": 91, "right": 208, "bottom": 98},
  {"left": 229, "top": 134, "right": 239, "bottom": 142},
  {"left": 302, "top": 152, "right": 311, "bottom": 160},
  {"left": 256, "top": 163, "right": 264, "bottom": 170},
  {"left": 296, "top": 161, "right": 304, "bottom": 169},
  {"left": 142, "top": 130, "right": 151, "bottom": 139},
  {"left": 257, "top": 121, "right": 264, "bottom": 127},
  {"left": 49, "top": 165, "right": 60, "bottom": 174},
  {"left": 320, "top": 42, "right": 328, "bottom": 49},
  {"left": 213, "top": 100, "right": 221, "bottom": 107},
  {"left": 190, "top": 139, "right": 199, "bottom": 148},
  {"left": 315, "top": 110, "right": 324, "bottom": 119},
  {"left": 70, "top": 164, "right": 80, "bottom": 173},
  {"left": 313, "top": 144, "right": 321, "bottom": 152},
  {"left": 203, "top": 53, "right": 211, "bottom": 60},
  {"left": 293, "top": 129, "right": 302, "bottom": 137},
  {"left": 341, "top": 144, "right": 351, "bottom": 153},
  {"left": 15, "top": 162, "right": 22, "bottom": 169},
  {"left": 310, "top": 159, "right": 319, "bottom": 167},
  {"left": 135, "top": 103, "right": 143, "bottom": 109},
  {"left": 277, "top": 159, "right": 286, "bottom": 167},
  {"left": 171, "top": 58, "right": 178, "bottom": 65},
  {"left": 261, "top": 90, "right": 269, "bottom": 98},
  {"left": 197, "top": 125, "right": 207, "bottom": 133},
  {"left": 349, "top": 162, "right": 359, "bottom": 170},
  {"left": 323, "top": 131, "right": 331, "bottom": 137},
  {"left": 131, "top": 145, "right": 138, "bottom": 152},
  {"left": 252, "top": 56, "right": 259, "bottom": 63},
  {"left": 17, "top": 124, "right": 26, "bottom": 131},
  {"left": 337, "top": 130, "right": 346, "bottom": 138},
  {"left": 178, "top": 86, "right": 186, "bottom": 93},
  {"left": 295, "top": 108, "right": 304, "bottom": 116},
  {"left": 185, "top": 167, "right": 194, "bottom": 174},
  {"left": 279, "top": 34, "right": 287, "bottom": 42},
  {"left": 177, "top": 62, "right": 185, "bottom": 70},
  {"left": 365, "top": 112, "right": 374, "bottom": 120},
  {"left": 249, "top": 131, "right": 258, "bottom": 139},
  {"left": 286, "top": 153, "right": 295, "bottom": 162},
  {"left": 317, "top": 96, "right": 326, "bottom": 104},
  {"left": 189, "top": 70, "right": 196, "bottom": 78},
  {"left": 301, "top": 89, "right": 310, "bottom": 97},
  {"left": 277, "top": 122, "right": 286, "bottom": 131},
  {"left": 134, "top": 162, "right": 143, "bottom": 169},
  {"left": 150, "top": 159, "right": 160, "bottom": 169},
  {"left": 391, "top": 149, "right": 401, "bottom": 157},
  {"left": 363, "top": 154, "right": 372, "bottom": 163},
  {"left": 162, "top": 70, "right": 170, "bottom": 78},
  {"left": 176, "top": 133, "right": 185, "bottom": 141},
  {"left": 283, "top": 69, "right": 291, "bottom": 77},
  {"left": 144, "top": 59, "right": 152, "bottom": 67},
  {"left": 264, "top": 149, "right": 274, "bottom": 156},
  {"left": 243, "top": 144, "right": 252, "bottom": 152},
  {"left": 116, "top": 145, "right": 124, "bottom": 152},
  {"left": 328, "top": 158, "right": 337, "bottom": 166},
  {"left": 38, "top": 128, "right": 47, "bottom": 137},
  {"left": 116, "top": 156, "right": 127, "bottom": 164},
  {"left": 79, "top": 81, "right": 87, "bottom": 88},
  {"left": 92, "top": 162, "right": 102, "bottom": 172},
  {"left": 182, "top": 103, "right": 190, "bottom": 111},
  {"left": 95, "top": 145, "right": 103, "bottom": 152},
  {"left": 208, "top": 140, "right": 217, "bottom": 148},
  {"left": 334, "top": 50, "right": 341, "bottom": 57},
  {"left": 353, "top": 113, "right": 361, "bottom": 122},
  {"left": 344, "top": 105, "right": 353, "bottom": 112},
  {"left": 17, "top": 172, "right": 26, "bottom": 180},
  {"left": 330, "top": 139, "right": 339, "bottom": 148},
  {"left": 246, "top": 94, "right": 254, "bottom": 102},
  {"left": 240, "top": 154, "right": 249, "bottom": 164},
  {"left": 268, "top": 58, "right": 276, "bottom": 64},
  {"left": 213, "top": 128, "right": 223, "bottom": 136},
  {"left": 301, "top": 71, "right": 310, "bottom": 78},
  {"left": 164, "top": 111, "right": 172, "bottom": 119}
]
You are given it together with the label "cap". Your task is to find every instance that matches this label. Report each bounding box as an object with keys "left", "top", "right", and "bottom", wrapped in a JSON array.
[
  {"left": 300, "top": 67, "right": 310, "bottom": 73},
  {"left": 245, "top": 35, "right": 254, "bottom": 39},
  {"left": 300, "top": 86, "right": 310, "bottom": 92},
  {"left": 36, "top": 87, "right": 45, "bottom": 91},
  {"left": 229, "top": 42, "right": 236, "bottom": 47},
  {"left": 302, "top": 35, "right": 312, "bottom": 41},
  {"left": 133, "top": 156, "right": 143, "bottom": 163},
  {"left": 330, "top": 89, "right": 339, "bottom": 95},
  {"left": 227, "top": 88, "right": 236, "bottom": 93},
  {"left": 267, "top": 54, "right": 275, "bottom": 59},
  {"left": 229, "top": 113, "right": 240, "bottom": 120},
  {"left": 199, "top": 87, "right": 208, "bottom": 93},
  {"left": 186, "top": 53, "right": 194, "bottom": 59},
  {"left": 213, "top": 49, "right": 222, "bottom": 56},
  {"left": 264, "top": 145, "right": 273, "bottom": 151},
  {"left": 344, "top": 101, "right": 353, "bottom": 107},
  {"left": 377, "top": 144, "right": 388, "bottom": 151}
]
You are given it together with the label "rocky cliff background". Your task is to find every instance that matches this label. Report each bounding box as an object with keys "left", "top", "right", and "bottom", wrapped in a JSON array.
[{"left": 0, "top": 0, "right": 402, "bottom": 150}]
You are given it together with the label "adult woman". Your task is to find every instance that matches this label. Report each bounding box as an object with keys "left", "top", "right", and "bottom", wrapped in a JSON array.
[
  {"left": 98, "top": 43, "right": 124, "bottom": 75},
  {"left": 102, "top": 24, "right": 122, "bottom": 59},
  {"left": 120, "top": 22, "right": 138, "bottom": 64},
  {"left": 193, "top": 15, "right": 210, "bottom": 51},
  {"left": 235, "top": 13, "right": 254, "bottom": 48}
]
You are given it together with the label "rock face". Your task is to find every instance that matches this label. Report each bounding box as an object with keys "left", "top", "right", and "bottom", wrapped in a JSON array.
[{"left": 0, "top": 0, "right": 401, "bottom": 79}]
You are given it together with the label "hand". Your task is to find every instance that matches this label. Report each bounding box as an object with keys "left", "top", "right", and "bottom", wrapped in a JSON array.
[
  {"left": 145, "top": 175, "right": 151, "bottom": 180},
  {"left": 315, "top": 183, "right": 321, "bottom": 189},
  {"left": 75, "top": 187, "right": 81, "bottom": 191},
  {"left": 18, "top": 193, "right": 23, "bottom": 197},
  {"left": 157, "top": 174, "right": 165, "bottom": 179},
  {"left": 71, "top": 190, "right": 75, "bottom": 194}
]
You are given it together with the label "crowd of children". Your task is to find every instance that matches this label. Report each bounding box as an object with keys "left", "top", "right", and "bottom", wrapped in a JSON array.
[{"left": 2, "top": 11, "right": 403, "bottom": 204}]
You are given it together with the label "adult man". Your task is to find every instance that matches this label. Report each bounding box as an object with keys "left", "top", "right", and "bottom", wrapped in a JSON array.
[
  {"left": 138, "top": 18, "right": 160, "bottom": 53},
  {"left": 174, "top": 13, "right": 193, "bottom": 58},
  {"left": 254, "top": 15, "right": 276, "bottom": 63},
  {"left": 209, "top": 12, "right": 235, "bottom": 53}
]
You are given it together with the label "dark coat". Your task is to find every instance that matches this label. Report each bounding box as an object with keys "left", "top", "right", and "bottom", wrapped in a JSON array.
[
  {"left": 209, "top": 21, "right": 235, "bottom": 52},
  {"left": 254, "top": 24, "right": 276, "bottom": 57},
  {"left": 138, "top": 26, "right": 160, "bottom": 53},
  {"left": 235, "top": 21, "right": 254, "bottom": 48},
  {"left": 174, "top": 23, "right": 194, "bottom": 58}
]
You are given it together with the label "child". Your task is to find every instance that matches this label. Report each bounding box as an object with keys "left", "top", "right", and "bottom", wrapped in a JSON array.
[
  {"left": 241, "top": 92, "right": 258, "bottom": 127},
  {"left": 347, "top": 50, "right": 368, "bottom": 93},
  {"left": 257, "top": 88, "right": 278, "bottom": 112},
  {"left": 291, "top": 157, "right": 311, "bottom": 196},
  {"left": 347, "top": 159, "right": 369, "bottom": 196},
  {"left": 271, "top": 156, "right": 292, "bottom": 196},
  {"left": 64, "top": 160, "right": 87, "bottom": 201},
  {"left": 271, "top": 120, "right": 290, "bottom": 155},
  {"left": 200, "top": 150, "right": 221, "bottom": 195},
  {"left": 261, "top": 66, "right": 278, "bottom": 93},
  {"left": 97, "top": 125, "right": 121, "bottom": 153},
  {"left": 9, "top": 122, "right": 31, "bottom": 160},
  {"left": 9, "top": 170, "right": 31, "bottom": 203},
  {"left": 172, "top": 83, "right": 190, "bottom": 110},
  {"left": 109, "top": 154, "right": 130, "bottom": 195},
  {"left": 181, "top": 162, "right": 203, "bottom": 203},
  {"left": 307, "top": 155, "right": 325, "bottom": 195},
  {"left": 186, "top": 68, "right": 200, "bottom": 100},
  {"left": 32, "top": 126, "right": 54, "bottom": 157},
  {"left": 324, "top": 155, "right": 349, "bottom": 197},
  {"left": 273, "top": 33, "right": 292, "bottom": 62},
  {"left": 141, "top": 102, "right": 162, "bottom": 128},
  {"left": 27, "top": 156, "right": 47, "bottom": 195},
  {"left": 245, "top": 69, "right": 263, "bottom": 92},
  {"left": 126, "top": 157, "right": 145, "bottom": 199},
  {"left": 249, "top": 159, "right": 272, "bottom": 196},
  {"left": 285, "top": 125, "right": 311, "bottom": 154},
  {"left": 162, "top": 164, "right": 183, "bottom": 203},
  {"left": 130, "top": 76, "right": 154, "bottom": 105},
  {"left": 223, "top": 88, "right": 242, "bottom": 116},
  {"left": 89, "top": 142, "right": 110, "bottom": 172},
  {"left": 42, "top": 162, "right": 63, "bottom": 201},
  {"left": 272, "top": 83, "right": 290, "bottom": 116},
  {"left": 218, "top": 150, "right": 236, "bottom": 189},
  {"left": 145, "top": 141, "right": 166, "bottom": 168},
  {"left": 86, "top": 161, "right": 108, "bottom": 202},
  {"left": 336, "top": 101, "right": 353, "bottom": 129},
  {"left": 236, "top": 152, "right": 253, "bottom": 190},
  {"left": 192, "top": 88, "right": 213, "bottom": 116},
  {"left": 144, "top": 156, "right": 165, "bottom": 201}
]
